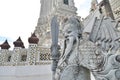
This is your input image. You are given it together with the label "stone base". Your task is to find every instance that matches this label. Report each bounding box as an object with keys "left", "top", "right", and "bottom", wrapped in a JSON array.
[{"left": 0, "top": 65, "right": 52, "bottom": 80}]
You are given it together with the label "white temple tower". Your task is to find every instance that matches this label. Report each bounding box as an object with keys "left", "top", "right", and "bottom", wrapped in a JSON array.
[
  {"left": 35, "top": 0, "right": 77, "bottom": 47},
  {"left": 90, "top": 0, "right": 98, "bottom": 12}
]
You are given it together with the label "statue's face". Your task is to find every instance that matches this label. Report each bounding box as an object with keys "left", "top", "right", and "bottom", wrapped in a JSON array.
[{"left": 63, "top": 23, "right": 77, "bottom": 38}]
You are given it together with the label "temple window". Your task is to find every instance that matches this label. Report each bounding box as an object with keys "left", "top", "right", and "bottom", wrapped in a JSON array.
[
  {"left": 21, "top": 55, "right": 27, "bottom": 62},
  {"left": 7, "top": 56, "right": 11, "bottom": 62},
  {"left": 64, "top": 0, "right": 69, "bottom": 5}
]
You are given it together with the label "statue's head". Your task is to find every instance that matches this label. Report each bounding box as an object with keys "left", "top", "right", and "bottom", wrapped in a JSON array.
[{"left": 62, "top": 17, "right": 82, "bottom": 38}]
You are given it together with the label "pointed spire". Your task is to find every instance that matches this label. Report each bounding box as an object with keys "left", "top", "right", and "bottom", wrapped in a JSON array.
[
  {"left": 28, "top": 32, "right": 39, "bottom": 44},
  {"left": 101, "top": 0, "right": 114, "bottom": 20},
  {"left": 0, "top": 40, "right": 10, "bottom": 49},
  {"left": 90, "top": 0, "right": 98, "bottom": 12},
  {"left": 13, "top": 37, "right": 25, "bottom": 48}
]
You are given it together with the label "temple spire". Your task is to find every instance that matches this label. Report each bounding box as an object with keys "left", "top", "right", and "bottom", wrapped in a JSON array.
[
  {"left": 40, "top": 0, "right": 54, "bottom": 17},
  {"left": 39, "top": 0, "right": 76, "bottom": 19},
  {"left": 35, "top": 0, "right": 77, "bottom": 47},
  {"left": 99, "top": 0, "right": 114, "bottom": 20},
  {"left": 102, "top": 0, "right": 114, "bottom": 20},
  {"left": 90, "top": 0, "right": 98, "bottom": 12}
]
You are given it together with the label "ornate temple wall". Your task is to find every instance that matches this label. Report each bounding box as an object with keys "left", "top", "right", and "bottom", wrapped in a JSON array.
[{"left": 110, "top": 0, "right": 120, "bottom": 20}]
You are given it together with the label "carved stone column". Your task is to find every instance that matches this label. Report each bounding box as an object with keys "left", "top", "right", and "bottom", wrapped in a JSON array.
[
  {"left": 0, "top": 40, "right": 10, "bottom": 66},
  {"left": 11, "top": 47, "right": 21, "bottom": 66},
  {"left": 0, "top": 49, "right": 9, "bottom": 66},
  {"left": 11, "top": 37, "right": 24, "bottom": 66},
  {"left": 28, "top": 33, "right": 39, "bottom": 65},
  {"left": 27, "top": 44, "right": 38, "bottom": 65}
]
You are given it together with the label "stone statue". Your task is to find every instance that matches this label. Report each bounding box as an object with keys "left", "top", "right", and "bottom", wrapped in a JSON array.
[{"left": 55, "top": 17, "right": 91, "bottom": 80}]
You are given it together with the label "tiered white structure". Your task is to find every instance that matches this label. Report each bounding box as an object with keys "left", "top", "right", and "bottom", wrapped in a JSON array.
[
  {"left": 0, "top": 33, "right": 51, "bottom": 66},
  {"left": 35, "top": 0, "right": 77, "bottom": 47}
]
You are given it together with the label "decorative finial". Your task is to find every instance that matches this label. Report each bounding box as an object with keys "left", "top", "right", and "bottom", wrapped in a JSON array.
[
  {"left": 0, "top": 40, "right": 10, "bottom": 49},
  {"left": 13, "top": 37, "right": 24, "bottom": 48},
  {"left": 28, "top": 32, "right": 39, "bottom": 44},
  {"left": 90, "top": 0, "right": 98, "bottom": 12}
]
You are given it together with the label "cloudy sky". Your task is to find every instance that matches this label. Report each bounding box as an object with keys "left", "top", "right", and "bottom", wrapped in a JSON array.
[{"left": 0, "top": 0, "right": 101, "bottom": 49}]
